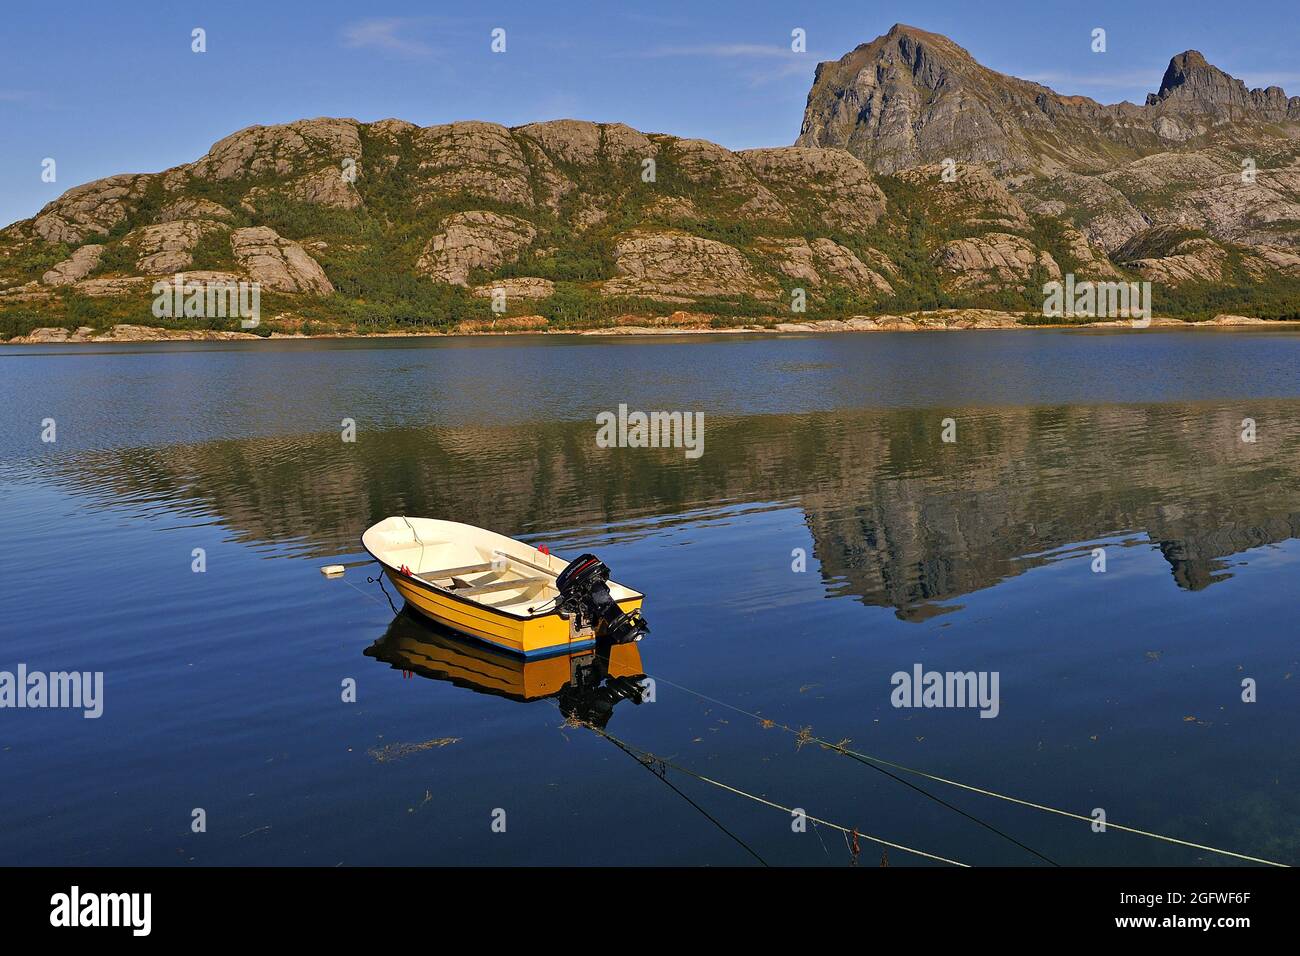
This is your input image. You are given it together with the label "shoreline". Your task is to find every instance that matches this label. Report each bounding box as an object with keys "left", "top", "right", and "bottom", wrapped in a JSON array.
[{"left": 4, "top": 310, "right": 1299, "bottom": 345}]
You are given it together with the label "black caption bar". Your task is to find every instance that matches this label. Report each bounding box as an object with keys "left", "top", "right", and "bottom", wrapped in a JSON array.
[{"left": 0, "top": 866, "right": 1289, "bottom": 941}]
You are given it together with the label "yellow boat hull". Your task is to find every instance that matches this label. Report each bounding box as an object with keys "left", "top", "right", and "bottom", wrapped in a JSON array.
[{"left": 387, "top": 569, "right": 644, "bottom": 658}]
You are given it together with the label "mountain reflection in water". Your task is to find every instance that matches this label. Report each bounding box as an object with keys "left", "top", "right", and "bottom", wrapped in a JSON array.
[{"left": 33, "top": 399, "right": 1300, "bottom": 619}]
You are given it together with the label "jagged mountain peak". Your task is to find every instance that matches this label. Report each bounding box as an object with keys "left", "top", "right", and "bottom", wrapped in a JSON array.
[
  {"left": 798, "top": 25, "right": 1300, "bottom": 174},
  {"left": 1152, "top": 50, "right": 1235, "bottom": 99},
  {"left": 1165, "top": 50, "right": 1211, "bottom": 74},
  {"left": 882, "top": 21, "right": 972, "bottom": 51},
  {"left": 818, "top": 22, "right": 978, "bottom": 85},
  {"left": 1146, "top": 49, "right": 1295, "bottom": 119}
]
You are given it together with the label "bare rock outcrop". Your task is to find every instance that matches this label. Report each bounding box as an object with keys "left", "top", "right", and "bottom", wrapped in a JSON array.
[
  {"left": 601, "top": 230, "right": 779, "bottom": 301},
  {"left": 91, "top": 324, "right": 261, "bottom": 342},
  {"left": 128, "top": 220, "right": 225, "bottom": 274},
  {"left": 72, "top": 276, "right": 152, "bottom": 297},
  {"left": 471, "top": 277, "right": 555, "bottom": 301},
  {"left": 1156, "top": 178, "right": 1300, "bottom": 245},
  {"left": 156, "top": 198, "right": 234, "bottom": 223},
  {"left": 758, "top": 237, "right": 894, "bottom": 294},
  {"left": 6, "top": 324, "right": 264, "bottom": 344},
  {"left": 798, "top": 25, "right": 1299, "bottom": 175},
  {"left": 417, "top": 211, "right": 537, "bottom": 286},
  {"left": 1123, "top": 239, "right": 1228, "bottom": 284},
  {"left": 665, "top": 139, "right": 788, "bottom": 222},
  {"left": 42, "top": 244, "right": 105, "bottom": 285},
  {"left": 1093, "top": 152, "right": 1300, "bottom": 245},
  {"left": 898, "top": 163, "right": 1031, "bottom": 231},
  {"left": 934, "top": 233, "right": 1060, "bottom": 292},
  {"left": 0, "top": 280, "right": 54, "bottom": 302},
  {"left": 1012, "top": 171, "right": 1148, "bottom": 253},
  {"left": 795, "top": 24, "right": 1300, "bottom": 260},
  {"left": 189, "top": 118, "right": 363, "bottom": 181},
  {"left": 515, "top": 120, "right": 656, "bottom": 168},
  {"left": 643, "top": 195, "right": 700, "bottom": 224},
  {"left": 1060, "top": 226, "right": 1123, "bottom": 279},
  {"left": 1242, "top": 245, "right": 1300, "bottom": 279},
  {"left": 7, "top": 327, "right": 85, "bottom": 343},
  {"left": 811, "top": 239, "right": 894, "bottom": 293},
  {"left": 247, "top": 167, "right": 363, "bottom": 211},
  {"left": 507, "top": 121, "right": 665, "bottom": 213},
  {"left": 230, "top": 226, "right": 334, "bottom": 294},
  {"left": 411, "top": 122, "right": 535, "bottom": 209},
  {"left": 32, "top": 174, "right": 153, "bottom": 244},
  {"left": 1146, "top": 50, "right": 1300, "bottom": 123},
  {"left": 740, "top": 147, "right": 887, "bottom": 230}
]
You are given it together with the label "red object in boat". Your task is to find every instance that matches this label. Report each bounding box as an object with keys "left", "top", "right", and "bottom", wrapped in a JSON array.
[{"left": 539, "top": 545, "right": 550, "bottom": 555}]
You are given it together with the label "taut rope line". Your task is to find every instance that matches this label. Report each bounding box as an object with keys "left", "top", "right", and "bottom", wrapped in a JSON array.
[
  {"left": 598, "top": 725, "right": 770, "bottom": 866},
  {"left": 652, "top": 676, "right": 1290, "bottom": 868},
  {"left": 589, "top": 725, "right": 970, "bottom": 867}
]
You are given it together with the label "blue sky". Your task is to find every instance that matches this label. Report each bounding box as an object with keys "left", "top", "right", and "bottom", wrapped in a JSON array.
[{"left": 2, "top": 0, "right": 1297, "bottom": 227}]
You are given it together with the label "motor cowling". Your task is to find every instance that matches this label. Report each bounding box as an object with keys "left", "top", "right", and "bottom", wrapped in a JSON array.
[{"left": 555, "top": 553, "right": 649, "bottom": 645}]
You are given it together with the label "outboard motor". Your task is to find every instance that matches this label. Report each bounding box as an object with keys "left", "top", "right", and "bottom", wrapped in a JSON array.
[{"left": 554, "top": 553, "right": 649, "bottom": 645}]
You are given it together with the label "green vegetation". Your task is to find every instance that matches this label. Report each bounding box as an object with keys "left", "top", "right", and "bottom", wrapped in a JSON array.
[{"left": 5, "top": 119, "right": 1300, "bottom": 340}]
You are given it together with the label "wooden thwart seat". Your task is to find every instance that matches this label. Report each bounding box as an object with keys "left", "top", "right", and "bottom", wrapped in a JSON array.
[
  {"left": 411, "top": 552, "right": 556, "bottom": 598},
  {"left": 416, "top": 562, "right": 496, "bottom": 582},
  {"left": 448, "top": 575, "right": 550, "bottom": 597}
]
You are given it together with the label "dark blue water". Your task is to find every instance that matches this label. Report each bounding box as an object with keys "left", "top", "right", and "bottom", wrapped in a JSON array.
[{"left": 1, "top": 330, "right": 1297, "bottom": 866}]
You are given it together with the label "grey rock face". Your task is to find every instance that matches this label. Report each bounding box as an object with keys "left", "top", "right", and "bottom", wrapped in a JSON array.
[
  {"left": 601, "top": 231, "right": 779, "bottom": 301},
  {"left": 933, "top": 234, "right": 1060, "bottom": 292},
  {"left": 230, "top": 226, "right": 334, "bottom": 294},
  {"left": 1148, "top": 51, "right": 1300, "bottom": 122},
  {"left": 42, "top": 244, "right": 105, "bottom": 285},
  {"left": 417, "top": 211, "right": 537, "bottom": 286},
  {"left": 798, "top": 24, "right": 1299, "bottom": 174},
  {"left": 129, "top": 220, "right": 225, "bottom": 274}
]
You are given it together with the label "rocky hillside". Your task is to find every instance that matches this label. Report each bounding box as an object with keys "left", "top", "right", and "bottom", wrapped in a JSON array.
[
  {"left": 3, "top": 23, "right": 1300, "bottom": 339},
  {"left": 798, "top": 24, "right": 1300, "bottom": 306},
  {"left": 0, "top": 117, "right": 918, "bottom": 338}
]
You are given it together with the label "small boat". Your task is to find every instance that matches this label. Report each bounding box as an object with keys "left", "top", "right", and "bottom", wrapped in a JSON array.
[{"left": 361, "top": 516, "right": 648, "bottom": 658}]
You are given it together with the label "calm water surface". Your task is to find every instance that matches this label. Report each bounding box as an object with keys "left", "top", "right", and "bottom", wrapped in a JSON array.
[{"left": 1, "top": 330, "right": 1297, "bottom": 866}]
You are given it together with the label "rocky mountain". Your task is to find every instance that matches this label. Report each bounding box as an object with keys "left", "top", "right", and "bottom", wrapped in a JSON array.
[
  {"left": 797, "top": 24, "right": 1300, "bottom": 292},
  {"left": 3, "top": 23, "right": 1300, "bottom": 340},
  {"left": 799, "top": 23, "right": 1300, "bottom": 173}
]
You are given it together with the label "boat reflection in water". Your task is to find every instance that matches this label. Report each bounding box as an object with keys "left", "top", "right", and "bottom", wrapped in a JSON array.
[{"left": 364, "top": 608, "right": 650, "bottom": 728}]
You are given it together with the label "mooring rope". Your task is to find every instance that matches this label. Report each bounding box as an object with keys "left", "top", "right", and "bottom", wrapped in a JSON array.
[
  {"left": 399, "top": 516, "right": 427, "bottom": 573},
  {"left": 368, "top": 571, "right": 401, "bottom": 615},
  {"left": 652, "top": 676, "right": 1290, "bottom": 868},
  {"left": 329, "top": 571, "right": 1283, "bottom": 867},
  {"left": 343, "top": 576, "right": 387, "bottom": 610},
  {"left": 598, "top": 725, "right": 770, "bottom": 866},
  {"left": 589, "top": 725, "right": 970, "bottom": 867},
  {"left": 331, "top": 559, "right": 402, "bottom": 615}
]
